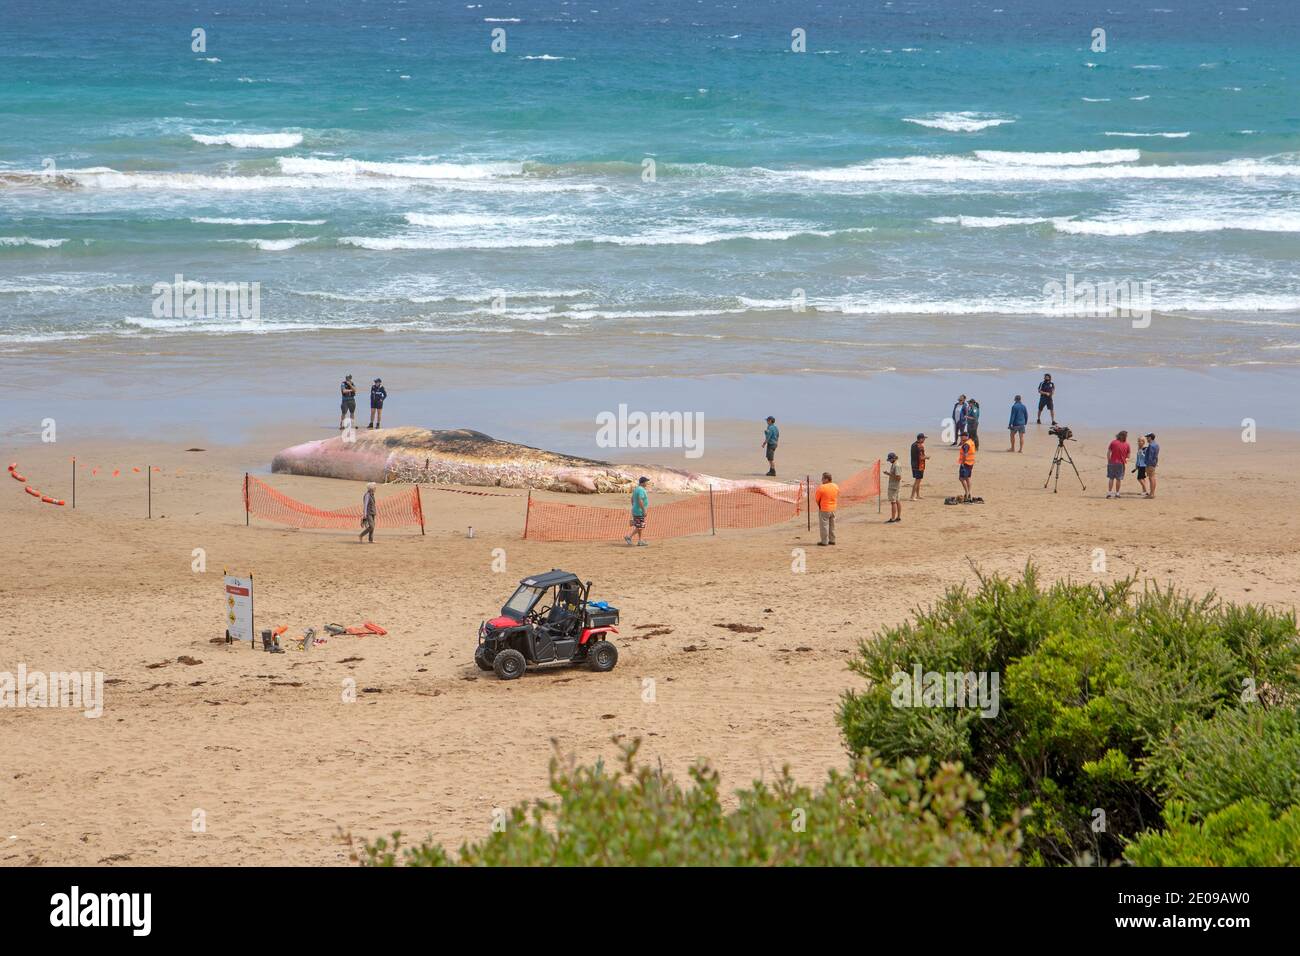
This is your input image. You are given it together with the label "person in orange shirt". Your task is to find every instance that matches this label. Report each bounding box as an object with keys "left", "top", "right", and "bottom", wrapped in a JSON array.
[
  {"left": 958, "top": 433, "right": 976, "bottom": 501},
  {"left": 814, "top": 471, "right": 839, "bottom": 546}
]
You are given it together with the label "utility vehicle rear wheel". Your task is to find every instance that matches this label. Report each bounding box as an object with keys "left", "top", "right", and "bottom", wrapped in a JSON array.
[
  {"left": 588, "top": 640, "right": 618, "bottom": 673},
  {"left": 493, "top": 648, "right": 527, "bottom": 681}
]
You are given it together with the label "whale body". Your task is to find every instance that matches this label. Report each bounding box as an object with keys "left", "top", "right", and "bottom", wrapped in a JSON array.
[{"left": 271, "top": 427, "right": 788, "bottom": 494}]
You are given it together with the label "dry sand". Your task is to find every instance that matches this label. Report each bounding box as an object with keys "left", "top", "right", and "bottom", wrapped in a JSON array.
[{"left": 3, "top": 422, "right": 1299, "bottom": 866}]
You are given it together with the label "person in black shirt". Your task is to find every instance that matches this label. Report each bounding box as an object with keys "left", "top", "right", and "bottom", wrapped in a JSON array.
[
  {"left": 339, "top": 374, "right": 356, "bottom": 430},
  {"left": 1036, "top": 374, "right": 1056, "bottom": 425},
  {"left": 368, "top": 378, "right": 387, "bottom": 429},
  {"left": 909, "top": 433, "right": 928, "bottom": 500}
]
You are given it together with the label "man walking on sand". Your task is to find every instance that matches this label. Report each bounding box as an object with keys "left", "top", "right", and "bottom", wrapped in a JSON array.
[
  {"left": 1008, "top": 394, "right": 1028, "bottom": 452},
  {"left": 762, "top": 416, "right": 779, "bottom": 476},
  {"left": 909, "top": 432, "right": 928, "bottom": 500},
  {"left": 359, "top": 481, "right": 377, "bottom": 543},
  {"left": 814, "top": 472, "right": 838, "bottom": 545},
  {"left": 368, "top": 377, "right": 387, "bottom": 429},
  {"left": 624, "top": 476, "right": 650, "bottom": 546},
  {"left": 1106, "top": 430, "right": 1131, "bottom": 498},
  {"left": 885, "top": 452, "right": 903, "bottom": 523},
  {"left": 339, "top": 374, "right": 357, "bottom": 430},
  {"left": 1036, "top": 374, "right": 1056, "bottom": 425},
  {"left": 958, "top": 432, "right": 976, "bottom": 501},
  {"left": 1144, "top": 432, "right": 1160, "bottom": 498}
]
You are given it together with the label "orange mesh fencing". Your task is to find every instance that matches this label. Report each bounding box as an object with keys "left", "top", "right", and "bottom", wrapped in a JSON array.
[
  {"left": 838, "top": 459, "right": 882, "bottom": 505},
  {"left": 244, "top": 475, "right": 424, "bottom": 532},
  {"left": 523, "top": 463, "right": 879, "bottom": 542}
]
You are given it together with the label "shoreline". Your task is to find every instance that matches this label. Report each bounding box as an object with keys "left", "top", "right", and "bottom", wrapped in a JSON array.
[{"left": 4, "top": 359, "right": 1296, "bottom": 454}]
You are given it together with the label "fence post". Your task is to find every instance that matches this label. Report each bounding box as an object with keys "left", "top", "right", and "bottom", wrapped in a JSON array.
[
  {"left": 71, "top": 457, "right": 76, "bottom": 509},
  {"left": 708, "top": 484, "right": 716, "bottom": 535},
  {"left": 523, "top": 488, "right": 532, "bottom": 539},
  {"left": 148, "top": 465, "right": 152, "bottom": 519},
  {"left": 877, "top": 458, "right": 882, "bottom": 513},
  {"left": 806, "top": 475, "right": 811, "bottom": 531},
  {"left": 415, "top": 485, "right": 425, "bottom": 535},
  {"left": 244, "top": 473, "right": 250, "bottom": 526}
]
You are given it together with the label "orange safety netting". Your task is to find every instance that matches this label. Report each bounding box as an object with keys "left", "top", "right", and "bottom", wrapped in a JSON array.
[
  {"left": 244, "top": 475, "right": 424, "bottom": 531},
  {"left": 523, "top": 462, "right": 880, "bottom": 542}
]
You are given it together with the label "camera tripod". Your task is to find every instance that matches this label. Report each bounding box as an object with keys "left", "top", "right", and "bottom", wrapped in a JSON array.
[{"left": 1044, "top": 436, "right": 1085, "bottom": 493}]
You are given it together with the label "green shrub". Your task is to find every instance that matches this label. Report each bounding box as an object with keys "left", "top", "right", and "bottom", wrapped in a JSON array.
[
  {"left": 1144, "top": 707, "right": 1300, "bottom": 817},
  {"left": 1125, "top": 799, "right": 1300, "bottom": 866},
  {"left": 837, "top": 567, "right": 1300, "bottom": 865},
  {"left": 353, "top": 738, "right": 1023, "bottom": 866}
]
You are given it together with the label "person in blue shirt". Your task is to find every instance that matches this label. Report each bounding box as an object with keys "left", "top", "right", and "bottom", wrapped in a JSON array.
[
  {"left": 624, "top": 476, "right": 650, "bottom": 547},
  {"left": 368, "top": 378, "right": 387, "bottom": 430},
  {"left": 952, "top": 395, "right": 967, "bottom": 445},
  {"left": 1008, "top": 394, "right": 1029, "bottom": 452},
  {"left": 762, "top": 416, "right": 779, "bottom": 477},
  {"left": 1144, "top": 433, "right": 1160, "bottom": 499}
]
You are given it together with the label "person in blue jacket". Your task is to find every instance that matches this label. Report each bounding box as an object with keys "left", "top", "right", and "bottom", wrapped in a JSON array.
[{"left": 1008, "top": 394, "right": 1029, "bottom": 452}]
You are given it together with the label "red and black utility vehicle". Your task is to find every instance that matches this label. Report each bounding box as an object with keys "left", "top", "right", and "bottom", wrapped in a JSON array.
[{"left": 475, "top": 570, "right": 620, "bottom": 680}]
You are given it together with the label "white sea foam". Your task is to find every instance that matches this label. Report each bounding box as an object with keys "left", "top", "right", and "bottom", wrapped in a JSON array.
[
  {"left": 0, "top": 237, "right": 69, "bottom": 248},
  {"left": 403, "top": 212, "right": 557, "bottom": 228},
  {"left": 780, "top": 155, "right": 1297, "bottom": 184},
  {"left": 279, "top": 156, "right": 522, "bottom": 179},
  {"left": 1103, "top": 131, "right": 1190, "bottom": 138},
  {"left": 191, "top": 132, "right": 303, "bottom": 148},
  {"left": 219, "top": 237, "right": 317, "bottom": 250},
  {"left": 1052, "top": 214, "right": 1300, "bottom": 236},
  {"left": 338, "top": 226, "right": 867, "bottom": 251},
  {"left": 192, "top": 217, "right": 326, "bottom": 225},
  {"left": 931, "top": 216, "right": 1052, "bottom": 228},
  {"left": 902, "top": 111, "right": 1015, "bottom": 132},
  {"left": 973, "top": 149, "right": 1140, "bottom": 166}
]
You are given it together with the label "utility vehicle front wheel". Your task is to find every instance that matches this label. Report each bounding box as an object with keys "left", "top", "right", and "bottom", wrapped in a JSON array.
[
  {"left": 474, "top": 645, "right": 495, "bottom": 671},
  {"left": 588, "top": 640, "right": 618, "bottom": 673},
  {"left": 493, "top": 648, "right": 527, "bottom": 681}
]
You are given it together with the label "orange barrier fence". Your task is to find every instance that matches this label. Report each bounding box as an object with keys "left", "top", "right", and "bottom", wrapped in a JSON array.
[
  {"left": 244, "top": 475, "right": 425, "bottom": 533},
  {"left": 523, "top": 462, "right": 880, "bottom": 542}
]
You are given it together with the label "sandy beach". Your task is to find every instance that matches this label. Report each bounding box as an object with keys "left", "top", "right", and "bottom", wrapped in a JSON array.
[{"left": 3, "top": 415, "right": 1299, "bottom": 866}]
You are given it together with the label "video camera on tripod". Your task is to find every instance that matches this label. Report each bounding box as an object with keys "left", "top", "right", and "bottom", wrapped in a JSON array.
[{"left": 1044, "top": 423, "right": 1085, "bottom": 493}]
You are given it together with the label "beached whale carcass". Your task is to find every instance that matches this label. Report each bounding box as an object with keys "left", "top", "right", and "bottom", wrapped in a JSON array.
[{"left": 270, "top": 427, "right": 785, "bottom": 494}]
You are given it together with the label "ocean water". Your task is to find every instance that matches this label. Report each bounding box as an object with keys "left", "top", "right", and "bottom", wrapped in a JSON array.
[{"left": 2, "top": 0, "right": 1299, "bottom": 374}]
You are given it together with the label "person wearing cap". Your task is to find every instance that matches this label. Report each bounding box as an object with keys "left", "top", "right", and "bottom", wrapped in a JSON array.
[
  {"left": 339, "top": 374, "right": 357, "bottom": 430},
  {"left": 884, "top": 452, "right": 903, "bottom": 523},
  {"left": 814, "top": 472, "right": 838, "bottom": 545},
  {"left": 1106, "top": 430, "right": 1131, "bottom": 499},
  {"left": 1036, "top": 374, "right": 1056, "bottom": 425},
  {"left": 368, "top": 378, "right": 387, "bottom": 429},
  {"left": 909, "top": 433, "right": 928, "bottom": 500},
  {"left": 762, "top": 416, "right": 779, "bottom": 477},
  {"left": 1008, "top": 394, "right": 1028, "bottom": 452},
  {"left": 1144, "top": 433, "right": 1160, "bottom": 498},
  {"left": 624, "top": 476, "right": 650, "bottom": 547},
  {"left": 359, "top": 481, "right": 377, "bottom": 543}
]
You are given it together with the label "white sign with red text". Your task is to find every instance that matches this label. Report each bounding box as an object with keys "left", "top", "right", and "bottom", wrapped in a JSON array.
[{"left": 224, "top": 574, "right": 253, "bottom": 642}]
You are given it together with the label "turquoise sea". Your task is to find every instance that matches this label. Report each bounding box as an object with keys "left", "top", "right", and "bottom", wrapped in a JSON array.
[{"left": 2, "top": 0, "right": 1299, "bottom": 375}]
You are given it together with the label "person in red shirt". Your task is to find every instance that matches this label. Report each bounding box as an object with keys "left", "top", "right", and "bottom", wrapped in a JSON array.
[{"left": 1106, "top": 430, "right": 1131, "bottom": 499}]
